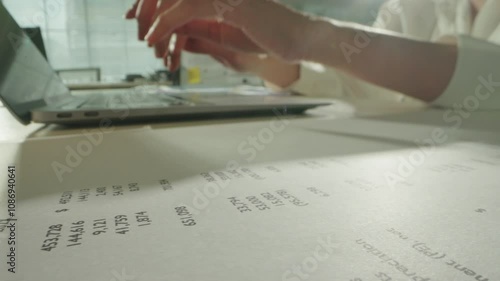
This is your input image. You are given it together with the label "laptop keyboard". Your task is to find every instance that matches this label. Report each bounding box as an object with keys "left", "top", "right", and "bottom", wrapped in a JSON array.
[{"left": 78, "top": 91, "right": 192, "bottom": 109}]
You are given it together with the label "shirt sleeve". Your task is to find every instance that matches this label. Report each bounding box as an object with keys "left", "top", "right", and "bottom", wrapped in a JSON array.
[{"left": 432, "top": 35, "right": 500, "bottom": 110}]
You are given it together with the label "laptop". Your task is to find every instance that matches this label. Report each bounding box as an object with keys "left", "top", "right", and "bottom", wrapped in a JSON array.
[
  {"left": 0, "top": 3, "right": 330, "bottom": 125},
  {"left": 22, "top": 27, "right": 48, "bottom": 61}
]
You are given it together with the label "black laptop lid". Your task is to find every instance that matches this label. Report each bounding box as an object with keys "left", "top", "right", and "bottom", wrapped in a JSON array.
[
  {"left": 23, "top": 27, "right": 48, "bottom": 61},
  {"left": 0, "top": 3, "right": 69, "bottom": 124}
]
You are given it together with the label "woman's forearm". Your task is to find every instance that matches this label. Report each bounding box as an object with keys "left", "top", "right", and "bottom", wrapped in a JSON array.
[
  {"left": 305, "top": 19, "right": 458, "bottom": 102},
  {"left": 224, "top": 0, "right": 458, "bottom": 102}
]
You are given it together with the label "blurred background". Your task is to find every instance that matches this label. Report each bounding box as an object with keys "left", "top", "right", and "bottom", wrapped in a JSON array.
[{"left": 2, "top": 0, "right": 386, "bottom": 87}]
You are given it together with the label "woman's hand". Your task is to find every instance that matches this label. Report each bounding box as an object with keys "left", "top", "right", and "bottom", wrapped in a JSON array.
[
  {"left": 126, "top": 0, "right": 172, "bottom": 63},
  {"left": 125, "top": 0, "right": 304, "bottom": 87},
  {"left": 125, "top": 0, "right": 157, "bottom": 40},
  {"left": 182, "top": 37, "right": 300, "bottom": 88},
  {"left": 134, "top": 0, "right": 318, "bottom": 63},
  {"left": 125, "top": 0, "right": 458, "bottom": 102},
  {"left": 168, "top": 19, "right": 265, "bottom": 71}
]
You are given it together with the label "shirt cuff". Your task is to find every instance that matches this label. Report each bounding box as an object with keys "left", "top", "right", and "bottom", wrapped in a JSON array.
[{"left": 433, "top": 35, "right": 500, "bottom": 110}]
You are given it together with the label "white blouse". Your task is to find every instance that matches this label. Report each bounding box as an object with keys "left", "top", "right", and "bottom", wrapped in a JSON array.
[{"left": 289, "top": 0, "right": 500, "bottom": 109}]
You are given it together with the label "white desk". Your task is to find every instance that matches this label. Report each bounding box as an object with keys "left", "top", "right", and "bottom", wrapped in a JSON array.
[{"left": 0, "top": 98, "right": 499, "bottom": 281}]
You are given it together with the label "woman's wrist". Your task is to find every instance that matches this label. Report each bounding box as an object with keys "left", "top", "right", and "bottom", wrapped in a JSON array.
[
  {"left": 225, "top": 0, "right": 320, "bottom": 62},
  {"left": 222, "top": 0, "right": 267, "bottom": 26},
  {"left": 301, "top": 18, "right": 347, "bottom": 67}
]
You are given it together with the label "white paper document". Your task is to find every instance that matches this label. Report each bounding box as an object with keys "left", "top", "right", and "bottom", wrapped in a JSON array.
[{"left": 0, "top": 117, "right": 499, "bottom": 281}]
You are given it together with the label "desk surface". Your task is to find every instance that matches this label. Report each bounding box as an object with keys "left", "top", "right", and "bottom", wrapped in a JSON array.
[{"left": 1, "top": 98, "right": 499, "bottom": 281}]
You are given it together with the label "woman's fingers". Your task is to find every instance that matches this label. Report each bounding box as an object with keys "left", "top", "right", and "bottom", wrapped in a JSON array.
[
  {"left": 135, "top": 0, "right": 160, "bottom": 40},
  {"left": 176, "top": 20, "right": 264, "bottom": 53},
  {"left": 125, "top": 1, "right": 139, "bottom": 19},
  {"left": 145, "top": 0, "right": 311, "bottom": 62},
  {"left": 184, "top": 39, "right": 229, "bottom": 59},
  {"left": 154, "top": 39, "right": 168, "bottom": 58},
  {"left": 126, "top": 0, "right": 178, "bottom": 41},
  {"left": 152, "top": 0, "right": 178, "bottom": 21},
  {"left": 183, "top": 38, "right": 257, "bottom": 72},
  {"left": 145, "top": 0, "right": 203, "bottom": 45},
  {"left": 150, "top": 18, "right": 267, "bottom": 70},
  {"left": 182, "top": 38, "right": 300, "bottom": 87},
  {"left": 169, "top": 35, "right": 188, "bottom": 71}
]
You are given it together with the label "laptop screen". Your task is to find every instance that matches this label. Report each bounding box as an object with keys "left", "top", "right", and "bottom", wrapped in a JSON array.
[
  {"left": 0, "top": 3, "right": 69, "bottom": 124},
  {"left": 22, "top": 27, "right": 49, "bottom": 61}
]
